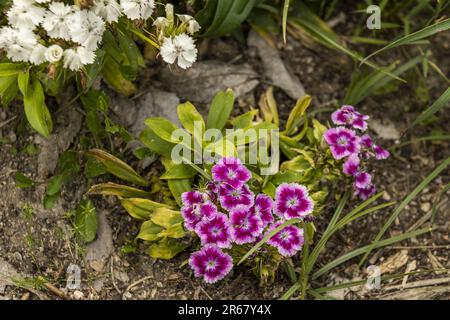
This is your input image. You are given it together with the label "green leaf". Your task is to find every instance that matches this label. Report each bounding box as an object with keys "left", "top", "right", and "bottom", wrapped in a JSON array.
[
  {"left": 0, "top": 75, "right": 19, "bottom": 106},
  {"left": 22, "top": 79, "right": 53, "bottom": 137},
  {"left": 411, "top": 86, "right": 450, "bottom": 127},
  {"left": 144, "top": 117, "right": 179, "bottom": 143},
  {"left": 363, "top": 18, "right": 450, "bottom": 63},
  {"left": 158, "top": 223, "right": 185, "bottom": 239},
  {"left": 168, "top": 179, "right": 192, "bottom": 207},
  {"left": 0, "top": 63, "right": 25, "bottom": 77},
  {"left": 140, "top": 127, "right": 175, "bottom": 159},
  {"left": 73, "top": 200, "right": 98, "bottom": 242},
  {"left": 88, "top": 182, "right": 153, "bottom": 199},
  {"left": 148, "top": 238, "right": 188, "bottom": 260},
  {"left": 177, "top": 101, "right": 205, "bottom": 136},
  {"left": 14, "top": 172, "right": 35, "bottom": 188},
  {"left": 121, "top": 198, "right": 171, "bottom": 220},
  {"left": 43, "top": 192, "right": 60, "bottom": 210},
  {"left": 87, "top": 149, "right": 149, "bottom": 186},
  {"left": 160, "top": 163, "right": 197, "bottom": 180},
  {"left": 46, "top": 174, "right": 65, "bottom": 196},
  {"left": 285, "top": 95, "right": 311, "bottom": 135},
  {"left": 150, "top": 208, "right": 183, "bottom": 229},
  {"left": 206, "top": 89, "right": 235, "bottom": 130},
  {"left": 136, "top": 220, "right": 164, "bottom": 242},
  {"left": 358, "top": 156, "right": 450, "bottom": 266},
  {"left": 17, "top": 70, "right": 29, "bottom": 96},
  {"left": 196, "top": 0, "right": 257, "bottom": 37},
  {"left": 102, "top": 57, "right": 137, "bottom": 96}
]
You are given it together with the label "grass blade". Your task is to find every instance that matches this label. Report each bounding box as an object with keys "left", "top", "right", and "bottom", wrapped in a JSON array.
[
  {"left": 362, "top": 18, "right": 450, "bottom": 63},
  {"left": 358, "top": 156, "right": 450, "bottom": 266},
  {"left": 411, "top": 86, "right": 450, "bottom": 127},
  {"left": 312, "top": 227, "right": 432, "bottom": 279},
  {"left": 282, "top": 0, "right": 290, "bottom": 44},
  {"left": 238, "top": 218, "right": 302, "bottom": 265}
]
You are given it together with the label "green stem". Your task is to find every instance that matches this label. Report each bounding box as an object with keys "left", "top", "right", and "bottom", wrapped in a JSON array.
[{"left": 299, "top": 225, "right": 310, "bottom": 300}]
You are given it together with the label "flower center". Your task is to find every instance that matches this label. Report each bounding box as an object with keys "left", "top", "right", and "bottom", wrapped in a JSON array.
[
  {"left": 211, "top": 227, "right": 221, "bottom": 235},
  {"left": 280, "top": 231, "right": 290, "bottom": 241},
  {"left": 287, "top": 198, "right": 298, "bottom": 208},
  {"left": 206, "top": 260, "right": 217, "bottom": 269},
  {"left": 230, "top": 190, "right": 240, "bottom": 197},
  {"left": 337, "top": 137, "right": 348, "bottom": 146},
  {"left": 227, "top": 170, "right": 237, "bottom": 179}
]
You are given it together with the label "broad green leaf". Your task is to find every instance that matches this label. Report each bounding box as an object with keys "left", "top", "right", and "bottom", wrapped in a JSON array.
[
  {"left": 148, "top": 238, "right": 188, "bottom": 260},
  {"left": 411, "top": 86, "right": 450, "bottom": 127},
  {"left": 258, "top": 86, "right": 279, "bottom": 126},
  {"left": 121, "top": 198, "right": 171, "bottom": 220},
  {"left": 150, "top": 208, "right": 183, "bottom": 229},
  {"left": 363, "top": 18, "right": 450, "bottom": 63},
  {"left": 87, "top": 149, "right": 149, "bottom": 186},
  {"left": 17, "top": 70, "right": 29, "bottom": 96},
  {"left": 0, "top": 75, "right": 19, "bottom": 106},
  {"left": 136, "top": 220, "right": 164, "bottom": 241},
  {"left": 285, "top": 95, "right": 311, "bottom": 135},
  {"left": 102, "top": 57, "right": 137, "bottom": 96},
  {"left": 205, "top": 138, "right": 237, "bottom": 157},
  {"left": 196, "top": 0, "right": 257, "bottom": 37},
  {"left": 140, "top": 127, "right": 175, "bottom": 159},
  {"left": 168, "top": 179, "right": 192, "bottom": 207},
  {"left": 158, "top": 223, "right": 185, "bottom": 239},
  {"left": 88, "top": 182, "right": 152, "bottom": 199},
  {"left": 144, "top": 117, "right": 180, "bottom": 143},
  {"left": 160, "top": 163, "right": 197, "bottom": 180},
  {"left": 73, "top": 200, "right": 98, "bottom": 242},
  {"left": 177, "top": 101, "right": 205, "bottom": 136},
  {"left": 22, "top": 80, "right": 53, "bottom": 137},
  {"left": 0, "top": 63, "right": 25, "bottom": 77},
  {"left": 206, "top": 89, "right": 235, "bottom": 130},
  {"left": 14, "top": 172, "right": 35, "bottom": 188},
  {"left": 230, "top": 110, "right": 258, "bottom": 129}
]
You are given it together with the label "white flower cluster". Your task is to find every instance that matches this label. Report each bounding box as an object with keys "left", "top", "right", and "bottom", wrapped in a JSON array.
[
  {"left": 0, "top": 0, "right": 200, "bottom": 72},
  {"left": 155, "top": 4, "right": 201, "bottom": 69}
]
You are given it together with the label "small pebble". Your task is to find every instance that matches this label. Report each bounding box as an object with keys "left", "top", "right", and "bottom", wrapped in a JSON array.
[
  {"left": 73, "top": 290, "right": 84, "bottom": 300},
  {"left": 420, "top": 202, "right": 431, "bottom": 212}
]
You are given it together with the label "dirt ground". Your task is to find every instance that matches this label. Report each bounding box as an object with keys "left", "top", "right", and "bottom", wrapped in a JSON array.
[{"left": 0, "top": 15, "right": 449, "bottom": 300}]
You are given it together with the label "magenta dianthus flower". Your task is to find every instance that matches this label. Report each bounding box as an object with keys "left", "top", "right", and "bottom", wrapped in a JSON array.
[
  {"left": 189, "top": 245, "right": 233, "bottom": 284},
  {"left": 195, "top": 213, "right": 232, "bottom": 248},
  {"left": 324, "top": 127, "right": 360, "bottom": 160},
  {"left": 274, "top": 183, "right": 314, "bottom": 219},
  {"left": 343, "top": 154, "right": 360, "bottom": 176},
  {"left": 373, "top": 145, "right": 390, "bottom": 160},
  {"left": 331, "top": 105, "right": 369, "bottom": 131},
  {"left": 250, "top": 194, "right": 274, "bottom": 227},
  {"left": 354, "top": 172, "right": 372, "bottom": 189},
  {"left": 354, "top": 183, "right": 376, "bottom": 200},
  {"left": 267, "top": 222, "right": 304, "bottom": 257},
  {"left": 211, "top": 157, "right": 251, "bottom": 189},
  {"left": 229, "top": 206, "right": 263, "bottom": 244},
  {"left": 181, "top": 201, "right": 218, "bottom": 231},
  {"left": 218, "top": 184, "right": 255, "bottom": 211}
]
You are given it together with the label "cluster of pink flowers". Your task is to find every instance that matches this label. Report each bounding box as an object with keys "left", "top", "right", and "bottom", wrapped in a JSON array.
[
  {"left": 324, "top": 105, "right": 390, "bottom": 200},
  {"left": 183, "top": 157, "right": 314, "bottom": 284}
]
